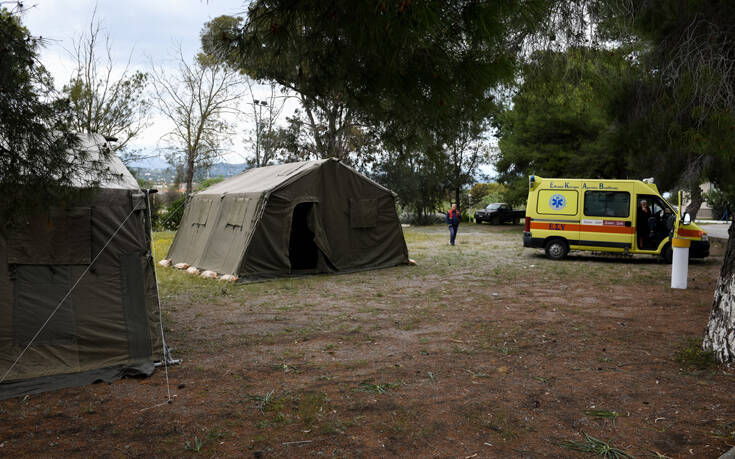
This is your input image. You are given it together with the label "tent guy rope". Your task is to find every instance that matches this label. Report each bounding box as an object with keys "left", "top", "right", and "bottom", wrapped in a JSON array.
[{"left": 143, "top": 189, "right": 180, "bottom": 408}]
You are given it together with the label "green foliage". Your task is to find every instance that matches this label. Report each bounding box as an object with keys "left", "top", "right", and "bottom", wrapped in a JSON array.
[
  {"left": 469, "top": 183, "right": 506, "bottom": 207},
  {"left": 558, "top": 433, "right": 636, "bottom": 458},
  {"left": 136, "top": 177, "right": 155, "bottom": 189},
  {"left": 184, "top": 435, "right": 205, "bottom": 452},
  {"left": 353, "top": 380, "right": 400, "bottom": 394},
  {"left": 197, "top": 177, "right": 224, "bottom": 190},
  {"left": 373, "top": 149, "right": 448, "bottom": 224},
  {"left": 594, "top": 1, "right": 735, "bottom": 195},
  {"left": 675, "top": 337, "right": 717, "bottom": 371},
  {"left": 202, "top": 0, "right": 551, "bottom": 170},
  {"left": 494, "top": 46, "right": 637, "bottom": 205},
  {"left": 153, "top": 193, "right": 186, "bottom": 231},
  {"left": 703, "top": 188, "right": 734, "bottom": 220},
  {"left": 0, "top": 8, "right": 103, "bottom": 229},
  {"left": 583, "top": 410, "right": 623, "bottom": 422},
  {"left": 63, "top": 54, "right": 149, "bottom": 160},
  {"left": 205, "top": 1, "right": 541, "bottom": 131}
]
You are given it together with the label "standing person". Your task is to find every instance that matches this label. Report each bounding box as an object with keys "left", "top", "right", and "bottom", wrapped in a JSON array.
[{"left": 446, "top": 203, "right": 461, "bottom": 246}]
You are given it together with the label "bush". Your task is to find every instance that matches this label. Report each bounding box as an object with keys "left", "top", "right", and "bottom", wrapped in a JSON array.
[
  {"left": 469, "top": 182, "right": 505, "bottom": 207},
  {"left": 399, "top": 211, "right": 445, "bottom": 225},
  {"left": 197, "top": 177, "right": 224, "bottom": 190},
  {"left": 703, "top": 188, "right": 733, "bottom": 220},
  {"left": 152, "top": 192, "right": 186, "bottom": 231}
]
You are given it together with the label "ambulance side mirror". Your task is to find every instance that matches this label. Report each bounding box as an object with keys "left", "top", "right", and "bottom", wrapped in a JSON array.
[{"left": 682, "top": 212, "right": 691, "bottom": 225}]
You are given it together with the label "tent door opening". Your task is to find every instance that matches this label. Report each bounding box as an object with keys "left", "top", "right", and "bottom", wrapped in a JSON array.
[{"left": 289, "top": 202, "right": 319, "bottom": 271}]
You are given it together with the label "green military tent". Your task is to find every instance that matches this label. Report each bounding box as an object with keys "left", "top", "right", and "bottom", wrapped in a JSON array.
[
  {"left": 0, "top": 134, "right": 166, "bottom": 399},
  {"left": 167, "top": 158, "right": 409, "bottom": 279}
]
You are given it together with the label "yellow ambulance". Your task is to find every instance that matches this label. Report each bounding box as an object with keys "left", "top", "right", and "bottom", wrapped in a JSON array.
[{"left": 523, "top": 175, "right": 710, "bottom": 261}]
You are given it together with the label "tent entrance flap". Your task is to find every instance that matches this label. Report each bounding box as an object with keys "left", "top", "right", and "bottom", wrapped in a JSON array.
[{"left": 289, "top": 202, "right": 319, "bottom": 271}]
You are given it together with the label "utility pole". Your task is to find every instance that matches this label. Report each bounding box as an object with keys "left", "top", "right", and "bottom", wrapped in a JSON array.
[{"left": 253, "top": 99, "right": 268, "bottom": 166}]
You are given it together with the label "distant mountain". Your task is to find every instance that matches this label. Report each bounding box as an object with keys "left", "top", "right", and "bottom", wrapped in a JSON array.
[
  {"left": 130, "top": 161, "right": 249, "bottom": 184},
  {"left": 126, "top": 156, "right": 170, "bottom": 169},
  {"left": 200, "top": 162, "right": 248, "bottom": 179}
]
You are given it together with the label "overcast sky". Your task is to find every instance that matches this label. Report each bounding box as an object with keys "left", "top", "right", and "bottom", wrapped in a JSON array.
[{"left": 20, "top": 0, "right": 260, "bottom": 167}]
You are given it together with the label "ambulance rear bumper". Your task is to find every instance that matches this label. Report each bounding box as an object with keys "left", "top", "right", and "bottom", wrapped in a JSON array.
[{"left": 523, "top": 232, "right": 545, "bottom": 248}]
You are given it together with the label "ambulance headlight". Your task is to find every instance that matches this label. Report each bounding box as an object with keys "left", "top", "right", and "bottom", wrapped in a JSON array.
[{"left": 701, "top": 234, "right": 708, "bottom": 242}]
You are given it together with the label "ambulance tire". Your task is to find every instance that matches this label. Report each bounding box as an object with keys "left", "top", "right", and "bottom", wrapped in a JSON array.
[
  {"left": 662, "top": 244, "right": 673, "bottom": 264},
  {"left": 545, "top": 238, "right": 569, "bottom": 260}
]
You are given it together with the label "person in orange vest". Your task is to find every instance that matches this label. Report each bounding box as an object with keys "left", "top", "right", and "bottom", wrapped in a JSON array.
[{"left": 446, "top": 203, "right": 461, "bottom": 246}]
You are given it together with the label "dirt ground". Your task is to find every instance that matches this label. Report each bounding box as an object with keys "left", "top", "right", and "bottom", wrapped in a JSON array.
[{"left": 1, "top": 224, "right": 734, "bottom": 458}]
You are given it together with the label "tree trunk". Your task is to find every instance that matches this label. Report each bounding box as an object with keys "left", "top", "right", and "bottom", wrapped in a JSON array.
[
  {"left": 685, "top": 185, "right": 704, "bottom": 220},
  {"left": 185, "top": 153, "right": 195, "bottom": 196},
  {"left": 703, "top": 222, "right": 735, "bottom": 362}
]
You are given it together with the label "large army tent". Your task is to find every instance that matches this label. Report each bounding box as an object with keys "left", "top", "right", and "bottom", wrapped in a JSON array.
[
  {"left": 167, "top": 158, "right": 409, "bottom": 279},
  {"left": 0, "top": 134, "right": 165, "bottom": 399}
]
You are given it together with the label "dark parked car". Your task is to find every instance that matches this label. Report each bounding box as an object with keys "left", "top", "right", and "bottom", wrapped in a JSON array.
[{"left": 474, "top": 203, "right": 525, "bottom": 224}]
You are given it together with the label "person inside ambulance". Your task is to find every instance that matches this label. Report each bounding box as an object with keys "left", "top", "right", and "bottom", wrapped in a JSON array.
[
  {"left": 637, "top": 200, "right": 654, "bottom": 248},
  {"left": 638, "top": 196, "right": 675, "bottom": 249}
]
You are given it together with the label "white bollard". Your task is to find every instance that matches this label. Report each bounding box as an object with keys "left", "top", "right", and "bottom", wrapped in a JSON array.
[{"left": 670, "top": 237, "right": 690, "bottom": 289}]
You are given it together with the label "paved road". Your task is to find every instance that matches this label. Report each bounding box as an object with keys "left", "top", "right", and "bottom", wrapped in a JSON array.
[{"left": 699, "top": 222, "right": 732, "bottom": 239}]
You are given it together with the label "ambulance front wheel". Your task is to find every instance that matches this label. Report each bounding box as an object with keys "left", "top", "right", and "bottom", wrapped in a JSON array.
[{"left": 545, "top": 238, "right": 569, "bottom": 260}]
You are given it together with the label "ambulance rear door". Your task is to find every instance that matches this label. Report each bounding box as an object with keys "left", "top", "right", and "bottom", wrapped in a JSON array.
[{"left": 532, "top": 187, "right": 580, "bottom": 246}]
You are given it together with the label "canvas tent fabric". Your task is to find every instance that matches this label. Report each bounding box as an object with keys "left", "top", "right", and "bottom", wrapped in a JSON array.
[
  {"left": 167, "top": 158, "right": 409, "bottom": 279},
  {"left": 0, "top": 134, "right": 164, "bottom": 399}
]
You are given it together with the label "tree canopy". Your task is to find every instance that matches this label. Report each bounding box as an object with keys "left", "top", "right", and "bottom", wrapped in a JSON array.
[
  {"left": 0, "top": 8, "right": 100, "bottom": 228},
  {"left": 62, "top": 13, "right": 151, "bottom": 163},
  {"left": 202, "top": 0, "right": 550, "bottom": 155},
  {"left": 494, "top": 46, "right": 637, "bottom": 204}
]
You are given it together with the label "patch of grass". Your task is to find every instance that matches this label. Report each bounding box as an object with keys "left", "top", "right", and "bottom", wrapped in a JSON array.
[
  {"left": 675, "top": 338, "right": 717, "bottom": 370},
  {"left": 583, "top": 410, "right": 624, "bottom": 422},
  {"left": 558, "top": 433, "right": 636, "bottom": 458},
  {"left": 707, "top": 420, "right": 735, "bottom": 441},
  {"left": 247, "top": 390, "right": 279, "bottom": 414},
  {"left": 184, "top": 435, "right": 205, "bottom": 452},
  {"left": 384, "top": 407, "right": 430, "bottom": 440},
  {"left": 464, "top": 405, "right": 523, "bottom": 441},
  {"left": 466, "top": 369, "right": 490, "bottom": 378},
  {"left": 453, "top": 344, "right": 471, "bottom": 354},
  {"left": 353, "top": 380, "right": 400, "bottom": 394},
  {"left": 397, "top": 316, "right": 422, "bottom": 331},
  {"left": 299, "top": 392, "right": 327, "bottom": 427}
]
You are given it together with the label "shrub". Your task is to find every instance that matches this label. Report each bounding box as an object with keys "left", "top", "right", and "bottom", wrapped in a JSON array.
[{"left": 153, "top": 192, "right": 186, "bottom": 231}]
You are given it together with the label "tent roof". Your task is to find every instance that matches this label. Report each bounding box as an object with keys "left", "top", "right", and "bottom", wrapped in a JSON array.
[
  {"left": 70, "top": 133, "right": 140, "bottom": 190},
  {"left": 198, "top": 159, "right": 326, "bottom": 195},
  {"left": 197, "top": 158, "right": 395, "bottom": 196}
]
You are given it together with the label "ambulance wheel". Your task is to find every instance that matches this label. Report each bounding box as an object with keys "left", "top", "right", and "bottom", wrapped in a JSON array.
[
  {"left": 545, "top": 239, "right": 569, "bottom": 260},
  {"left": 662, "top": 244, "right": 673, "bottom": 264}
]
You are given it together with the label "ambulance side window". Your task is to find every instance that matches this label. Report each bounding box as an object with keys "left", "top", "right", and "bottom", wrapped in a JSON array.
[{"left": 584, "top": 191, "right": 630, "bottom": 218}]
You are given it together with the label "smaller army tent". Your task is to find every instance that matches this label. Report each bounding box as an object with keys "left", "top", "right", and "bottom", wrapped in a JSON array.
[
  {"left": 167, "top": 158, "right": 409, "bottom": 279},
  {"left": 0, "top": 134, "right": 165, "bottom": 399}
]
